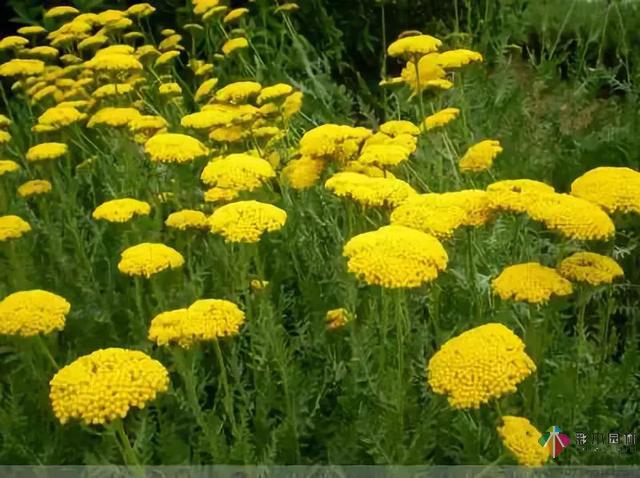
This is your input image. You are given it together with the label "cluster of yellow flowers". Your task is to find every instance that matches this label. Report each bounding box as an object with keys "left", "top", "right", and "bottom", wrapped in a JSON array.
[
  {"left": 492, "top": 262, "right": 573, "bottom": 304},
  {"left": 497, "top": 416, "right": 549, "bottom": 467},
  {"left": 0, "top": 290, "right": 70, "bottom": 336},
  {"left": 118, "top": 242, "right": 185, "bottom": 278},
  {"left": 0, "top": 214, "right": 31, "bottom": 241}
]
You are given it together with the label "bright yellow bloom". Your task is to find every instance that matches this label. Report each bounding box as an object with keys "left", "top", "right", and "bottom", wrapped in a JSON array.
[
  {"left": 257, "top": 83, "right": 293, "bottom": 104},
  {"left": 0, "top": 290, "right": 70, "bottom": 336},
  {"left": 486, "top": 179, "right": 555, "bottom": 213},
  {"left": 44, "top": 6, "right": 79, "bottom": 19},
  {"left": 391, "top": 193, "right": 468, "bottom": 238},
  {"left": 155, "top": 50, "right": 181, "bottom": 67},
  {"left": 571, "top": 166, "right": 640, "bottom": 214},
  {"left": 0, "top": 160, "right": 19, "bottom": 176},
  {"left": 299, "top": 124, "right": 372, "bottom": 162},
  {"left": 400, "top": 54, "right": 446, "bottom": 95},
  {"left": 193, "top": 0, "right": 220, "bottom": 15},
  {"left": 208, "top": 125, "right": 246, "bottom": 143},
  {"left": 387, "top": 34, "right": 442, "bottom": 58},
  {"left": 18, "top": 179, "right": 52, "bottom": 198},
  {"left": 118, "top": 242, "right": 185, "bottom": 278},
  {"left": 435, "top": 49, "right": 483, "bottom": 68},
  {"left": 17, "top": 26, "right": 47, "bottom": 36},
  {"left": 32, "top": 85, "right": 61, "bottom": 103},
  {"left": 92, "top": 198, "right": 151, "bottom": 223},
  {"left": 49, "top": 348, "right": 169, "bottom": 425},
  {"left": 557, "top": 252, "right": 623, "bottom": 286},
  {"left": 92, "top": 83, "right": 134, "bottom": 98},
  {"left": 379, "top": 120, "right": 420, "bottom": 137},
  {"left": 343, "top": 225, "right": 448, "bottom": 288},
  {"left": 275, "top": 3, "right": 300, "bottom": 13},
  {"left": 200, "top": 153, "right": 275, "bottom": 191},
  {"left": 527, "top": 193, "right": 615, "bottom": 241},
  {"left": 127, "top": 3, "right": 156, "bottom": 18},
  {"left": 281, "top": 157, "right": 326, "bottom": 189},
  {"left": 222, "top": 37, "right": 249, "bottom": 55},
  {"left": 25, "top": 46, "right": 60, "bottom": 60},
  {"left": 492, "top": 262, "right": 573, "bottom": 304},
  {"left": 325, "top": 172, "right": 416, "bottom": 208},
  {"left": 0, "top": 36, "right": 29, "bottom": 50},
  {"left": 165, "top": 210, "right": 209, "bottom": 230},
  {"left": 159, "top": 82, "right": 182, "bottom": 96},
  {"left": 208, "top": 200, "right": 287, "bottom": 243},
  {"left": 0, "top": 130, "right": 10, "bottom": 145},
  {"left": 136, "top": 45, "right": 161, "bottom": 62},
  {"left": 282, "top": 91, "right": 303, "bottom": 119},
  {"left": 428, "top": 323, "right": 535, "bottom": 409},
  {"left": 424, "top": 107, "right": 460, "bottom": 130},
  {"left": 84, "top": 53, "right": 143, "bottom": 72},
  {"left": 215, "top": 81, "right": 261, "bottom": 104},
  {"left": 158, "top": 34, "right": 183, "bottom": 52},
  {"left": 26, "top": 142, "right": 68, "bottom": 162},
  {"left": 224, "top": 8, "right": 249, "bottom": 23},
  {"left": 250, "top": 279, "right": 269, "bottom": 291},
  {"left": 37, "top": 106, "right": 87, "bottom": 128},
  {"left": 498, "top": 417, "right": 549, "bottom": 467},
  {"left": 459, "top": 139, "right": 503, "bottom": 173},
  {"left": 0, "top": 59, "right": 45, "bottom": 77},
  {"left": 0, "top": 215, "right": 31, "bottom": 241},
  {"left": 88, "top": 107, "right": 141, "bottom": 128},
  {"left": 202, "top": 6, "right": 228, "bottom": 21},
  {"left": 203, "top": 187, "right": 240, "bottom": 203},
  {"left": 144, "top": 133, "right": 208, "bottom": 164},
  {"left": 326, "top": 308, "right": 353, "bottom": 330},
  {"left": 358, "top": 144, "right": 411, "bottom": 167},
  {"left": 0, "top": 114, "right": 10, "bottom": 128}
]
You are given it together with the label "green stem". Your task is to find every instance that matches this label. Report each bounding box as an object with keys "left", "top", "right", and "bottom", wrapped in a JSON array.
[
  {"left": 112, "top": 419, "right": 144, "bottom": 477},
  {"left": 35, "top": 334, "right": 59, "bottom": 370},
  {"left": 213, "top": 339, "right": 237, "bottom": 434}
]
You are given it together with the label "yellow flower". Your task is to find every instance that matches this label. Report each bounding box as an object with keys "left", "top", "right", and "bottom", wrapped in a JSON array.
[
  {"left": 128, "top": 115, "right": 168, "bottom": 143},
  {"left": 37, "top": 106, "right": 86, "bottom": 129},
  {"left": 26, "top": 142, "right": 68, "bottom": 162},
  {"left": 32, "top": 85, "right": 62, "bottom": 104},
  {"left": 25, "top": 46, "right": 60, "bottom": 60},
  {"left": 208, "top": 125, "right": 246, "bottom": 143},
  {"left": 17, "top": 26, "right": 47, "bottom": 36},
  {"left": 224, "top": 8, "right": 249, "bottom": 23},
  {"left": 0, "top": 114, "right": 11, "bottom": 128},
  {"left": 118, "top": 242, "right": 185, "bottom": 278},
  {"left": 136, "top": 45, "right": 161, "bottom": 62},
  {"left": 194, "top": 0, "right": 221, "bottom": 15},
  {"left": 459, "top": 139, "right": 503, "bottom": 173},
  {"left": 158, "top": 34, "right": 183, "bottom": 52},
  {"left": 343, "top": 225, "right": 448, "bottom": 288},
  {"left": 427, "top": 323, "right": 535, "bottom": 409},
  {"left": 281, "top": 157, "right": 326, "bottom": 190},
  {"left": 127, "top": 3, "right": 156, "bottom": 18},
  {"left": 0, "top": 215, "right": 31, "bottom": 241},
  {"left": 165, "top": 210, "right": 209, "bottom": 230},
  {"left": 44, "top": 5, "right": 79, "bottom": 19},
  {"left": 204, "top": 187, "right": 240, "bottom": 203},
  {"left": 92, "top": 198, "right": 151, "bottom": 223},
  {"left": 0, "top": 290, "right": 70, "bottom": 336},
  {"left": 527, "top": 193, "right": 615, "bottom": 241},
  {"left": 155, "top": 50, "right": 181, "bottom": 67},
  {"left": 202, "top": 6, "right": 229, "bottom": 21},
  {"left": 200, "top": 153, "right": 276, "bottom": 191},
  {"left": 282, "top": 91, "right": 303, "bottom": 119},
  {"left": 144, "top": 133, "right": 208, "bottom": 164},
  {"left": 208, "top": 200, "right": 287, "bottom": 243},
  {"left": 250, "top": 279, "right": 269, "bottom": 291},
  {"left": 435, "top": 49, "right": 483, "bottom": 68},
  {"left": 557, "top": 252, "right": 623, "bottom": 286},
  {"left": 0, "top": 59, "right": 45, "bottom": 77},
  {"left": 486, "top": 179, "right": 555, "bottom": 213},
  {"left": 379, "top": 120, "right": 420, "bottom": 137},
  {"left": 400, "top": 54, "right": 447, "bottom": 95},
  {"left": 391, "top": 193, "right": 467, "bottom": 238},
  {"left": 0, "top": 36, "right": 29, "bottom": 50},
  {"left": 49, "top": 348, "right": 169, "bottom": 425},
  {"left": 358, "top": 144, "right": 411, "bottom": 167},
  {"left": 215, "top": 81, "right": 261, "bottom": 104},
  {"left": 18, "top": 179, "right": 52, "bottom": 198},
  {"left": 88, "top": 107, "right": 141, "bottom": 128},
  {"left": 92, "top": 83, "right": 134, "bottom": 98},
  {"left": 0, "top": 130, "right": 10, "bottom": 145},
  {"left": 159, "top": 82, "right": 182, "bottom": 96},
  {"left": 221, "top": 37, "right": 249, "bottom": 55},
  {"left": 257, "top": 83, "right": 293, "bottom": 104},
  {"left": 492, "top": 262, "right": 573, "bottom": 304},
  {"left": 570, "top": 166, "right": 640, "bottom": 214},
  {"left": 325, "top": 171, "right": 416, "bottom": 208},
  {"left": 498, "top": 417, "right": 549, "bottom": 467},
  {"left": 326, "top": 308, "right": 353, "bottom": 330},
  {"left": 387, "top": 34, "right": 442, "bottom": 58},
  {"left": 424, "top": 107, "right": 460, "bottom": 130},
  {"left": 299, "top": 124, "right": 371, "bottom": 161},
  {"left": 84, "top": 53, "right": 143, "bottom": 72},
  {"left": 0, "top": 160, "right": 20, "bottom": 176}
]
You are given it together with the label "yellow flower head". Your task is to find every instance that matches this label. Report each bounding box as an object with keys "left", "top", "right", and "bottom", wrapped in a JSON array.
[
  {"left": 0, "top": 36, "right": 29, "bottom": 50},
  {"left": 428, "top": 323, "right": 535, "bottom": 409},
  {"left": 358, "top": 144, "right": 411, "bottom": 167},
  {"left": 390, "top": 193, "right": 471, "bottom": 238},
  {"left": 275, "top": 3, "right": 300, "bottom": 13},
  {"left": 26, "top": 142, "right": 68, "bottom": 162},
  {"left": 0, "top": 215, "right": 31, "bottom": 241},
  {"left": 498, "top": 416, "right": 549, "bottom": 467},
  {"left": 0, "top": 290, "right": 70, "bottom": 336},
  {"left": 492, "top": 262, "right": 573, "bottom": 304},
  {"left": 0, "top": 59, "right": 45, "bottom": 77},
  {"left": 155, "top": 50, "right": 181, "bottom": 67},
  {"left": 0, "top": 114, "right": 11, "bottom": 128},
  {"left": 557, "top": 252, "right": 623, "bottom": 286},
  {"left": 200, "top": 153, "right": 276, "bottom": 191},
  {"left": 144, "top": 133, "right": 208, "bottom": 164},
  {"left": 215, "top": 81, "right": 261, "bottom": 104},
  {"left": 92, "top": 83, "right": 134, "bottom": 99},
  {"left": 204, "top": 187, "right": 240, "bottom": 203},
  {"left": 25, "top": 46, "right": 60, "bottom": 60},
  {"left": 18, "top": 179, "right": 52, "bottom": 198},
  {"left": 165, "top": 209, "right": 209, "bottom": 230},
  {"left": 92, "top": 198, "right": 151, "bottom": 223},
  {"left": 343, "top": 225, "right": 448, "bottom": 288},
  {"left": 282, "top": 91, "right": 303, "bottom": 119},
  {"left": 527, "top": 193, "right": 615, "bottom": 241},
  {"left": 18, "top": 26, "right": 47, "bottom": 36},
  {"left": 44, "top": 5, "right": 79, "bottom": 19},
  {"left": 194, "top": 77, "right": 219, "bottom": 103},
  {"left": 424, "top": 107, "right": 460, "bottom": 130},
  {"left": 281, "top": 157, "right": 326, "bottom": 190},
  {"left": 486, "top": 179, "right": 555, "bottom": 213},
  {"left": 84, "top": 53, "right": 143, "bottom": 72},
  {"left": 0, "top": 130, "right": 10, "bottom": 145},
  {"left": 459, "top": 139, "right": 503, "bottom": 173},
  {"left": 379, "top": 120, "right": 420, "bottom": 137},
  {"left": 127, "top": 3, "right": 156, "bottom": 18},
  {"left": 224, "top": 8, "right": 249, "bottom": 23},
  {"left": 222, "top": 37, "right": 249, "bottom": 55},
  {"left": 208, "top": 200, "right": 287, "bottom": 243},
  {"left": 208, "top": 125, "right": 246, "bottom": 143},
  {"left": 128, "top": 115, "right": 168, "bottom": 143},
  {"left": 0, "top": 160, "right": 20, "bottom": 176},
  {"left": 299, "top": 124, "right": 372, "bottom": 162},
  {"left": 570, "top": 166, "right": 640, "bottom": 214},
  {"left": 325, "top": 171, "right": 416, "bottom": 208},
  {"left": 400, "top": 54, "right": 446, "bottom": 95},
  {"left": 88, "top": 107, "right": 141, "bottom": 128},
  {"left": 118, "top": 242, "right": 185, "bottom": 278},
  {"left": 158, "top": 34, "right": 183, "bottom": 52},
  {"left": 250, "top": 279, "right": 269, "bottom": 291},
  {"left": 159, "top": 82, "right": 182, "bottom": 96},
  {"left": 193, "top": 0, "right": 221, "bottom": 15},
  {"left": 435, "top": 49, "right": 483, "bottom": 69},
  {"left": 387, "top": 34, "right": 442, "bottom": 58},
  {"left": 257, "top": 83, "right": 293, "bottom": 104},
  {"left": 326, "top": 308, "right": 353, "bottom": 330},
  {"left": 37, "top": 106, "right": 87, "bottom": 128},
  {"left": 49, "top": 348, "right": 169, "bottom": 425}
]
